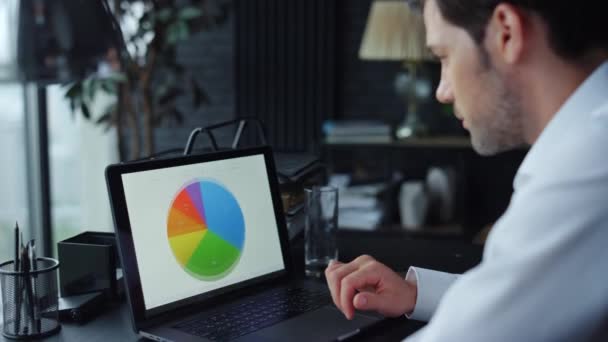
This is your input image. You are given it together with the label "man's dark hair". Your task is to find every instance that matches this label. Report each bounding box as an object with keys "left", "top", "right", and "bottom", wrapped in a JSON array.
[{"left": 419, "top": 0, "right": 608, "bottom": 61}]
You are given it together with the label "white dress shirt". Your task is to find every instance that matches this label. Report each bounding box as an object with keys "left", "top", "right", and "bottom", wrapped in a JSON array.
[{"left": 403, "top": 61, "right": 608, "bottom": 341}]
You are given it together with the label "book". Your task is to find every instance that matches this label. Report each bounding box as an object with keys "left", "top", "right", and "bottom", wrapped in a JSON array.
[{"left": 323, "top": 120, "right": 392, "bottom": 136}]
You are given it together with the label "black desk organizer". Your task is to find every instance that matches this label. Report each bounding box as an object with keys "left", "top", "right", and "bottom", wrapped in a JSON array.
[{"left": 57, "top": 232, "right": 119, "bottom": 299}]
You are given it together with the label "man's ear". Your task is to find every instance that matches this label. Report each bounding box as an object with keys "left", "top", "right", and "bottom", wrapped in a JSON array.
[{"left": 486, "top": 3, "right": 526, "bottom": 64}]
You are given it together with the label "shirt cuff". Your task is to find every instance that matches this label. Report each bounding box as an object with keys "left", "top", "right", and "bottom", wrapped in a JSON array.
[{"left": 404, "top": 267, "right": 459, "bottom": 322}]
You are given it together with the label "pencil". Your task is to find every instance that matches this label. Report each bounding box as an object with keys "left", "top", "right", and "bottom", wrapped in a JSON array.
[
  {"left": 14, "top": 222, "right": 21, "bottom": 333},
  {"left": 30, "top": 240, "right": 41, "bottom": 333},
  {"left": 14, "top": 222, "right": 19, "bottom": 271},
  {"left": 21, "top": 245, "right": 35, "bottom": 334}
]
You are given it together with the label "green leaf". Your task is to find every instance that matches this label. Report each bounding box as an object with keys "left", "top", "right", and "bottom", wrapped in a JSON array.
[
  {"left": 64, "top": 82, "right": 83, "bottom": 100},
  {"left": 69, "top": 99, "right": 77, "bottom": 117},
  {"left": 178, "top": 7, "right": 203, "bottom": 20},
  {"left": 81, "top": 77, "right": 93, "bottom": 102},
  {"left": 166, "top": 21, "right": 189, "bottom": 45},
  {"left": 133, "top": 25, "right": 153, "bottom": 40},
  {"left": 156, "top": 8, "right": 173, "bottom": 22},
  {"left": 158, "top": 87, "right": 183, "bottom": 106},
  {"left": 97, "top": 109, "right": 117, "bottom": 132},
  {"left": 107, "top": 72, "right": 127, "bottom": 83},
  {"left": 154, "top": 83, "right": 169, "bottom": 100},
  {"left": 80, "top": 102, "right": 91, "bottom": 119},
  {"left": 87, "top": 78, "right": 99, "bottom": 102},
  {"left": 100, "top": 79, "right": 118, "bottom": 94},
  {"left": 191, "top": 79, "right": 208, "bottom": 107},
  {"left": 139, "top": 12, "right": 153, "bottom": 30},
  {"left": 96, "top": 112, "right": 111, "bottom": 125},
  {"left": 102, "top": 104, "right": 118, "bottom": 126}
]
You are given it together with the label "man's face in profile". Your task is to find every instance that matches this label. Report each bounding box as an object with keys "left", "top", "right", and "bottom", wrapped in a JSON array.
[{"left": 423, "top": 0, "right": 526, "bottom": 155}]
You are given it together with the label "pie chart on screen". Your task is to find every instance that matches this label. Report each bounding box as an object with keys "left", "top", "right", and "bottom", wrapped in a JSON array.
[{"left": 167, "top": 179, "right": 245, "bottom": 280}]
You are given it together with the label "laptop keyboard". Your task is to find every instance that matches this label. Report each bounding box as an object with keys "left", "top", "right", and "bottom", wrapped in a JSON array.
[{"left": 174, "top": 287, "right": 330, "bottom": 341}]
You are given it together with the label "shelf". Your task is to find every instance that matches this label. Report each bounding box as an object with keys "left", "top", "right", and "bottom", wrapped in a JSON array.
[
  {"left": 324, "top": 136, "right": 471, "bottom": 149},
  {"left": 393, "top": 136, "right": 471, "bottom": 148}
]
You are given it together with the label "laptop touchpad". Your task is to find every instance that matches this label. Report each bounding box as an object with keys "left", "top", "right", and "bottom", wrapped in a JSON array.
[{"left": 247, "top": 306, "right": 380, "bottom": 342}]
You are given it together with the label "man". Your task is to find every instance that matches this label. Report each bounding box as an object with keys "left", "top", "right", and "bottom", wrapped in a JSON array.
[{"left": 325, "top": 0, "right": 608, "bottom": 340}]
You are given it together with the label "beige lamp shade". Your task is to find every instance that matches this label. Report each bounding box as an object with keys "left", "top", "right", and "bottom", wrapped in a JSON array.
[{"left": 359, "top": 0, "right": 434, "bottom": 62}]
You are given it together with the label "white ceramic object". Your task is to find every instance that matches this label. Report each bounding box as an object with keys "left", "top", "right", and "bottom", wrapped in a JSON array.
[
  {"left": 399, "top": 180, "right": 429, "bottom": 230},
  {"left": 426, "top": 167, "right": 456, "bottom": 223}
]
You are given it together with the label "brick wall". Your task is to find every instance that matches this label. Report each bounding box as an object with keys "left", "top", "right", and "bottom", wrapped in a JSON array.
[{"left": 153, "top": 13, "right": 236, "bottom": 155}]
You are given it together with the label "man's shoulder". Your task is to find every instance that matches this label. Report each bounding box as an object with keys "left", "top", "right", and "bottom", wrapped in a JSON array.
[{"left": 533, "top": 105, "right": 608, "bottom": 184}]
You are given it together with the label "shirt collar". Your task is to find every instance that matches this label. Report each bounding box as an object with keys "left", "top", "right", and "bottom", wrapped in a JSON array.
[{"left": 514, "top": 60, "right": 608, "bottom": 189}]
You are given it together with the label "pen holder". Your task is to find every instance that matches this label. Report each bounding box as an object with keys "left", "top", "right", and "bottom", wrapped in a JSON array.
[{"left": 0, "top": 258, "right": 61, "bottom": 339}]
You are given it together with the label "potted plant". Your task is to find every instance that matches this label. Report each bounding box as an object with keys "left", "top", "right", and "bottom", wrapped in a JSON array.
[{"left": 64, "top": 0, "right": 230, "bottom": 160}]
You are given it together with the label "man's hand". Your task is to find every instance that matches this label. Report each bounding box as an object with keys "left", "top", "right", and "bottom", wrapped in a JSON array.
[{"left": 325, "top": 255, "right": 417, "bottom": 320}]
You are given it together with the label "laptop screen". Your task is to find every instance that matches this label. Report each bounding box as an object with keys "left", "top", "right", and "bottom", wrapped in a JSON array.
[{"left": 120, "top": 153, "right": 286, "bottom": 312}]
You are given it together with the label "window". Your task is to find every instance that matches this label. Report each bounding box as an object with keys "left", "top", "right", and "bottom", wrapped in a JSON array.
[
  {"left": 48, "top": 86, "right": 118, "bottom": 253},
  {"left": 0, "top": 0, "right": 17, "bottom": 80},
  {"left": 0, "top": 0, "right": 25, "bottom": 263},
  {"left": 0, "top": 0, "right": 117, "bottom": 260},
  {"left": 0, "top": 84, "right": 28, "bottom": 263}
]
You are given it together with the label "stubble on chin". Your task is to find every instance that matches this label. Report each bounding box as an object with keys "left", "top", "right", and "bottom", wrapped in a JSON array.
[{"left": 468, "top": 82, "right": 526, "bottom": 156}]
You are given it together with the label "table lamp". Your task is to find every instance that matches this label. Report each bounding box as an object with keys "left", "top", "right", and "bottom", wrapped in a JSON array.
[{"left": 359, "top": 0, "right": 435, "bottom": 139}]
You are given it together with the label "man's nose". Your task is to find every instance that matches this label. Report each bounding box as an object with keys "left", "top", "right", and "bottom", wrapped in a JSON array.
[{"left": 436, "top": 77, "right": 454, "bottom": 104}]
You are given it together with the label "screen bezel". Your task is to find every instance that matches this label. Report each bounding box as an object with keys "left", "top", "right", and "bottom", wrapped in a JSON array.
[{"left": 105, "top": 146, "right": 294, "bottom": 331}]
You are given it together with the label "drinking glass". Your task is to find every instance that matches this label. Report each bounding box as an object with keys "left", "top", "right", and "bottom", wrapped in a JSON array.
[{"left": 304, "top": 186, "right": 339, "bottom": 277}]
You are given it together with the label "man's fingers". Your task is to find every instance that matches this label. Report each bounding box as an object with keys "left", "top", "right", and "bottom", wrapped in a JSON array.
[
  {"left": 340, "top": 270, "right": 380, "bottom": 320},
  {"left": 355, "top": 278, "right": 414, "bottom": 318},
  {"left": 325, "top": 259, "right": 342, "bottom": 273},
  {"left": 325, "top": 256, "right": 413, "bottom": 319},
  {"left": 353, "top": 292, "right": 381, "bottom": 311},
  {"left": 326, "top": 262, "right": 358, "bottom": 311},
  {"left": 353, "top": 292, "right": 369, "bottom": 309},
  {"left": 324, "top": 260, "right": 343, "bottom": 308},
  {"left": 325, "top": 255, "right": 377, "bottom": 316},
  {"left": 352, "top": 254, "right": 375, "bottom": 265}
]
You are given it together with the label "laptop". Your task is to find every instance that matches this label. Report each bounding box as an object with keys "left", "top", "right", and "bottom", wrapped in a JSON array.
[{"left": 105, "top": 146, "right": 382, "bottom": 341}]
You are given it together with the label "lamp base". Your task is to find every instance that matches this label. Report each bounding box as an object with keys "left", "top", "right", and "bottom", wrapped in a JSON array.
[{"left": 396, "top": 113, "right": 428, "bottom": 139}]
